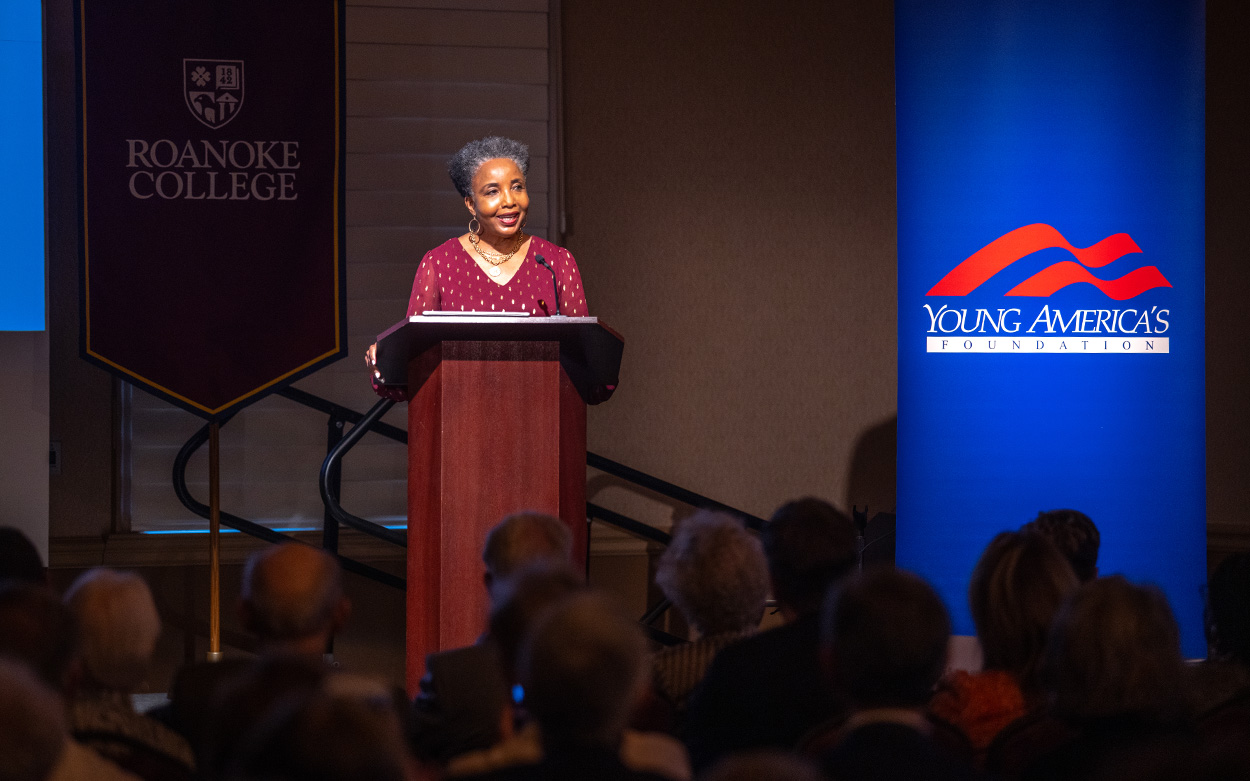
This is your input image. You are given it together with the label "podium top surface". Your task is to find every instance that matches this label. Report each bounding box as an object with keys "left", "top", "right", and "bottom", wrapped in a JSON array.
[{"left": 374, "top": 315, "right": 624, "bottom": 399}]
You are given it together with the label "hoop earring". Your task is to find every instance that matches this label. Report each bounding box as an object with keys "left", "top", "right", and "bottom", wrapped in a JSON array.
[{"left": 468, "top": 215, "right": 481, "bottom": 236}]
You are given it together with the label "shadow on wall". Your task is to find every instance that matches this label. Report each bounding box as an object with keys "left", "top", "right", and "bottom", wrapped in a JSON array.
[{"left": 847, "top": 415, "right": 897, "bottom": 567}]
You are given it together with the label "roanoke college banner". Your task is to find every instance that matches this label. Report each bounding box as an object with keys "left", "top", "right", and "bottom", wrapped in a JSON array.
[
  {"left": 895, "top": 1, "right": 1206, "bottom": 653},
  {"left": 77, "top": 1, "right": 346, "bottom": 419}
]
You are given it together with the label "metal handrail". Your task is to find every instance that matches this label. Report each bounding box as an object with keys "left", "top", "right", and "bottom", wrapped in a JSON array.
[
  {"left": 318, "top": 398, "right": 407, "bottom": 547},
  {"left": 277, "top": 386, "right": 407, "bottom": 444},
  {"left": 587, "top": 502, "right": 671, "bottom": 546},
  {"left": 171, "top": 418, "right": 405, "bottom": 590},
  {"left": 170, "top": 386, "right": 768, "bottom": 626},
  {"left": 587, "top": 452, "right": 768, "bottom": 531}
]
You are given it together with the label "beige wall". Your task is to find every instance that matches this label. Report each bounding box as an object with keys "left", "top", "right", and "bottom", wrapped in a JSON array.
[
  {"left": 0, "top": 332, "right": 50, "bottom": 559},
  {"left": 564, "top": 1, "right": 899, "bottom": 522}
]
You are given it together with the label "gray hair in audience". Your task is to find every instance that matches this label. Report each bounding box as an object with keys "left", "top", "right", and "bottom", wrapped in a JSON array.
[
  {"left": 241, "top": 543, "right": 345, "bottom": 641},
  {"left": 0, "top": 659, "right": 67, "bottom": 781},
  {"left": 518, "top": 592, "right": 648, "bottom": 745},
  {"left": 655, "top": 510, "right": 768, "bottom": 635},
  {"left": 482, "top": 512, "right": 572, "bottom": 584},
  {"left": 447, "top": 136, "right": 530, "bottom": 198},
  {"left": 1045, "top": 575, "right": 1185, "bottom": 723},
  {"left": 64, "top": 568, "right": 160, "bottom": 691},
  {"left": 823, "top": 567, "right": 951, "bottom": 709}
]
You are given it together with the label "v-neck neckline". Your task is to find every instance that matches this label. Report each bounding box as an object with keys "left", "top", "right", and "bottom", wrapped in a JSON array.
[{"left": 459, "top": 236, "right": 534, "bottom": 288}]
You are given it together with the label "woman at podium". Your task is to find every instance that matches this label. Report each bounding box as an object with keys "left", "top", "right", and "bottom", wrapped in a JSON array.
[{"left": 367, "top": 136, "right": 587, "bottom": 389}]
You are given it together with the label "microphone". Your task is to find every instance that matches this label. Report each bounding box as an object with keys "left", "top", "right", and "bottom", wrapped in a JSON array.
[{"left": 535, "top": 254, "right": 561, "bottom": 316}]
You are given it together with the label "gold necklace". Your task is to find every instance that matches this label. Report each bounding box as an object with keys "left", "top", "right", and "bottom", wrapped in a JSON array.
[{"left": 470, "top": 232, "right": 526, "bottom": 277}]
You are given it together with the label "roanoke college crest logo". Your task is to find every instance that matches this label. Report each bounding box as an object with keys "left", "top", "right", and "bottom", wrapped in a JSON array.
[{"left": 184, "top": 59, "right": 244, "bottom": 130}]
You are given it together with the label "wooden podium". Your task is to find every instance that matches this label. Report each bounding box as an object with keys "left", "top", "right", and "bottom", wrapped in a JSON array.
[{"left": 374, "top": 315, "right": 623, "bottom": 691}]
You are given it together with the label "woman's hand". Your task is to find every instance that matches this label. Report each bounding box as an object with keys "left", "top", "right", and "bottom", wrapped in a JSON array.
[{"left": 366, "top": 342, "right": 381, "bottom": 382}]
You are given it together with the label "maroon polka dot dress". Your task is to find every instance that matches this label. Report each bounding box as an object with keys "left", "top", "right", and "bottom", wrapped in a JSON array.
[{"left": 406, "top": 236, "right": 587, "bottom": 317}]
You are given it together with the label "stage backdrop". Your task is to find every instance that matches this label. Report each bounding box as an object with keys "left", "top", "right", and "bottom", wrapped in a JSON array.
[
  {"left": 76, "top": 0, "right": 346, "bottom": 419},
  {"left": 896, "top": 0, "right": 1207, "bottom": 655}
]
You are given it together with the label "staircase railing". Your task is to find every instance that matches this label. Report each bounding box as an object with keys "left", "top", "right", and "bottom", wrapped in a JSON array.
[{"left": 172, "top": 386, "right": 774, "bottom": 644}]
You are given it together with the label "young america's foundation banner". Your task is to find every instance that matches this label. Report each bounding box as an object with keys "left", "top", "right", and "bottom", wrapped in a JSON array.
[
  {"left": 895, "top": 0, "right": 1206, "bottom": 654},
  {"left": 76, "top": 1, "right": 346, "bottom": 419}
]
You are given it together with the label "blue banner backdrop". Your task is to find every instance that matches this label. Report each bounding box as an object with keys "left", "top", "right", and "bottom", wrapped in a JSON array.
[{"left": 895, "top": 0, "right": 1207, "bottom": 654}]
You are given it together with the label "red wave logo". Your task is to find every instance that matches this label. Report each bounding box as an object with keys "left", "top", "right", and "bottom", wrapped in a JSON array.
[{"left": 926, "top": 223, "right": 1172, "bottom": 300}]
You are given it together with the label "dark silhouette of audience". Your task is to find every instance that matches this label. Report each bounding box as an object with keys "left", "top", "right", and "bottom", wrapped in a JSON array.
[
  {"left": 0, "top": 578, "right": 141, "bottom": 780},
  {"left": 1022, "top": 509, "right": 1101, "bottom": 583},
  {"left": 0, "top": 526, "right": 48, "bottom": 585},
  {"left": 447, "top": 565, "right": 688, "bottom": 780},
  {"left": 161, "top": 542, "right": 353, "bottom": 765},
  {"left": 1010, "top": 576, "right": 1193, "bottom": 780},
  {"left": 458, "top": 592, "right": 671, "bottom": 781},
  {"left": 931, "top": 531, "right": 1078, "bottom": 764},
  {"left": 221, "top": 668, "right": 413, "bottom": 781},
  {"left": 819, "top": 567, "right": 974, "bottom": 781},
  {"left": 683, "top": 497, "right": 858, "bottom": 770},
  {"left": 410, "top": 511, "right": 574, "bottom": 766},
  {"left": 5, "top": 505, "right": 1250, "bottom": 781}
]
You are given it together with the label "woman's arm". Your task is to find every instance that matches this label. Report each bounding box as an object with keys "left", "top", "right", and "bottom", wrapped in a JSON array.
[
  {"left": 552, "top": 247, "right": 588, "bottom": 316},
  {"left": 407, "top": 251, "right": 441, "bottom": 316}
]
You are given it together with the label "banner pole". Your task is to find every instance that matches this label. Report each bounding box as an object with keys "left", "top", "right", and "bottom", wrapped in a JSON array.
[{"left": 207, "top": 421, "right": 222, "bottom": 662}]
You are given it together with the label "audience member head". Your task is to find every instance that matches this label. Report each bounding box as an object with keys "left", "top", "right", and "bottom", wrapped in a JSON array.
[
  {"left": 1023, "top": 508, "right": 1100, "bottom": 583},
  {"left": 517, "top": 592, "right": 648, "bottom": 748},
  {"left": 0, "top": 528, "right": 46, "bottom": 585},
  {"left": 701, "top": 750, "right": 824, "bottom": 781},
  {"left": 0, "top": 581, "right": 79, "bottom": 691},
  {"left": 481, "top": 512, "right": 572, "bottom": 601},
  {"left": 488, "top": 563, "right": 586, "bottom": 683},
  {"left": 227, "top": 685, "right": 412, "bottom": 781},
  {"left": 969, "top": 530, "right": 1079, "bottom": 694},
  {"left": 203, "top": 654, "right": 329, "bottom": 778},
  {"left": 240, "top": 543, "right": 351, "bottom": 654},
  {"left": 823, "top": 567, "right": 950, "bottom": 710},
  {"left": 0, "top": 659, "right": 68, "bottom": 781},
  {"left": 63, "top": 568, "right": 160, "bottom": 693},
  {"left": 655, "top": 510, "right": 768, "bottom": 637},
  {"left": 1205, "top": 552, "right": 1250, "bottom": 665},
  {"left": 1045, "top": 575, "right": 1185, "bottom": 724},
  {"left": 764, "top": 498, "right": 858, "bottom": 618}
]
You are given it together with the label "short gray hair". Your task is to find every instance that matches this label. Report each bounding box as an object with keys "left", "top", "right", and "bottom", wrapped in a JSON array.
[
  {"left": 447, "top": 136, "right": 530, "bottom": 198},
  {"left": 64, "top": 568, "right": 161, "bottom": 692},
  {"left": 482, "top": 512, "right": 572, "bottom": 583},
  {"left": 655, "top": 511, "right": 769, "bottom": 636}
]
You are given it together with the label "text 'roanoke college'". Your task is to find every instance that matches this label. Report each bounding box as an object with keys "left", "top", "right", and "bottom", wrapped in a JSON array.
[
  {"left": 926, "top": 337, "right": 1169, "bottom": 354},
  {"left": 124, "top": 139, "right": 301, "bottom": 201}
]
